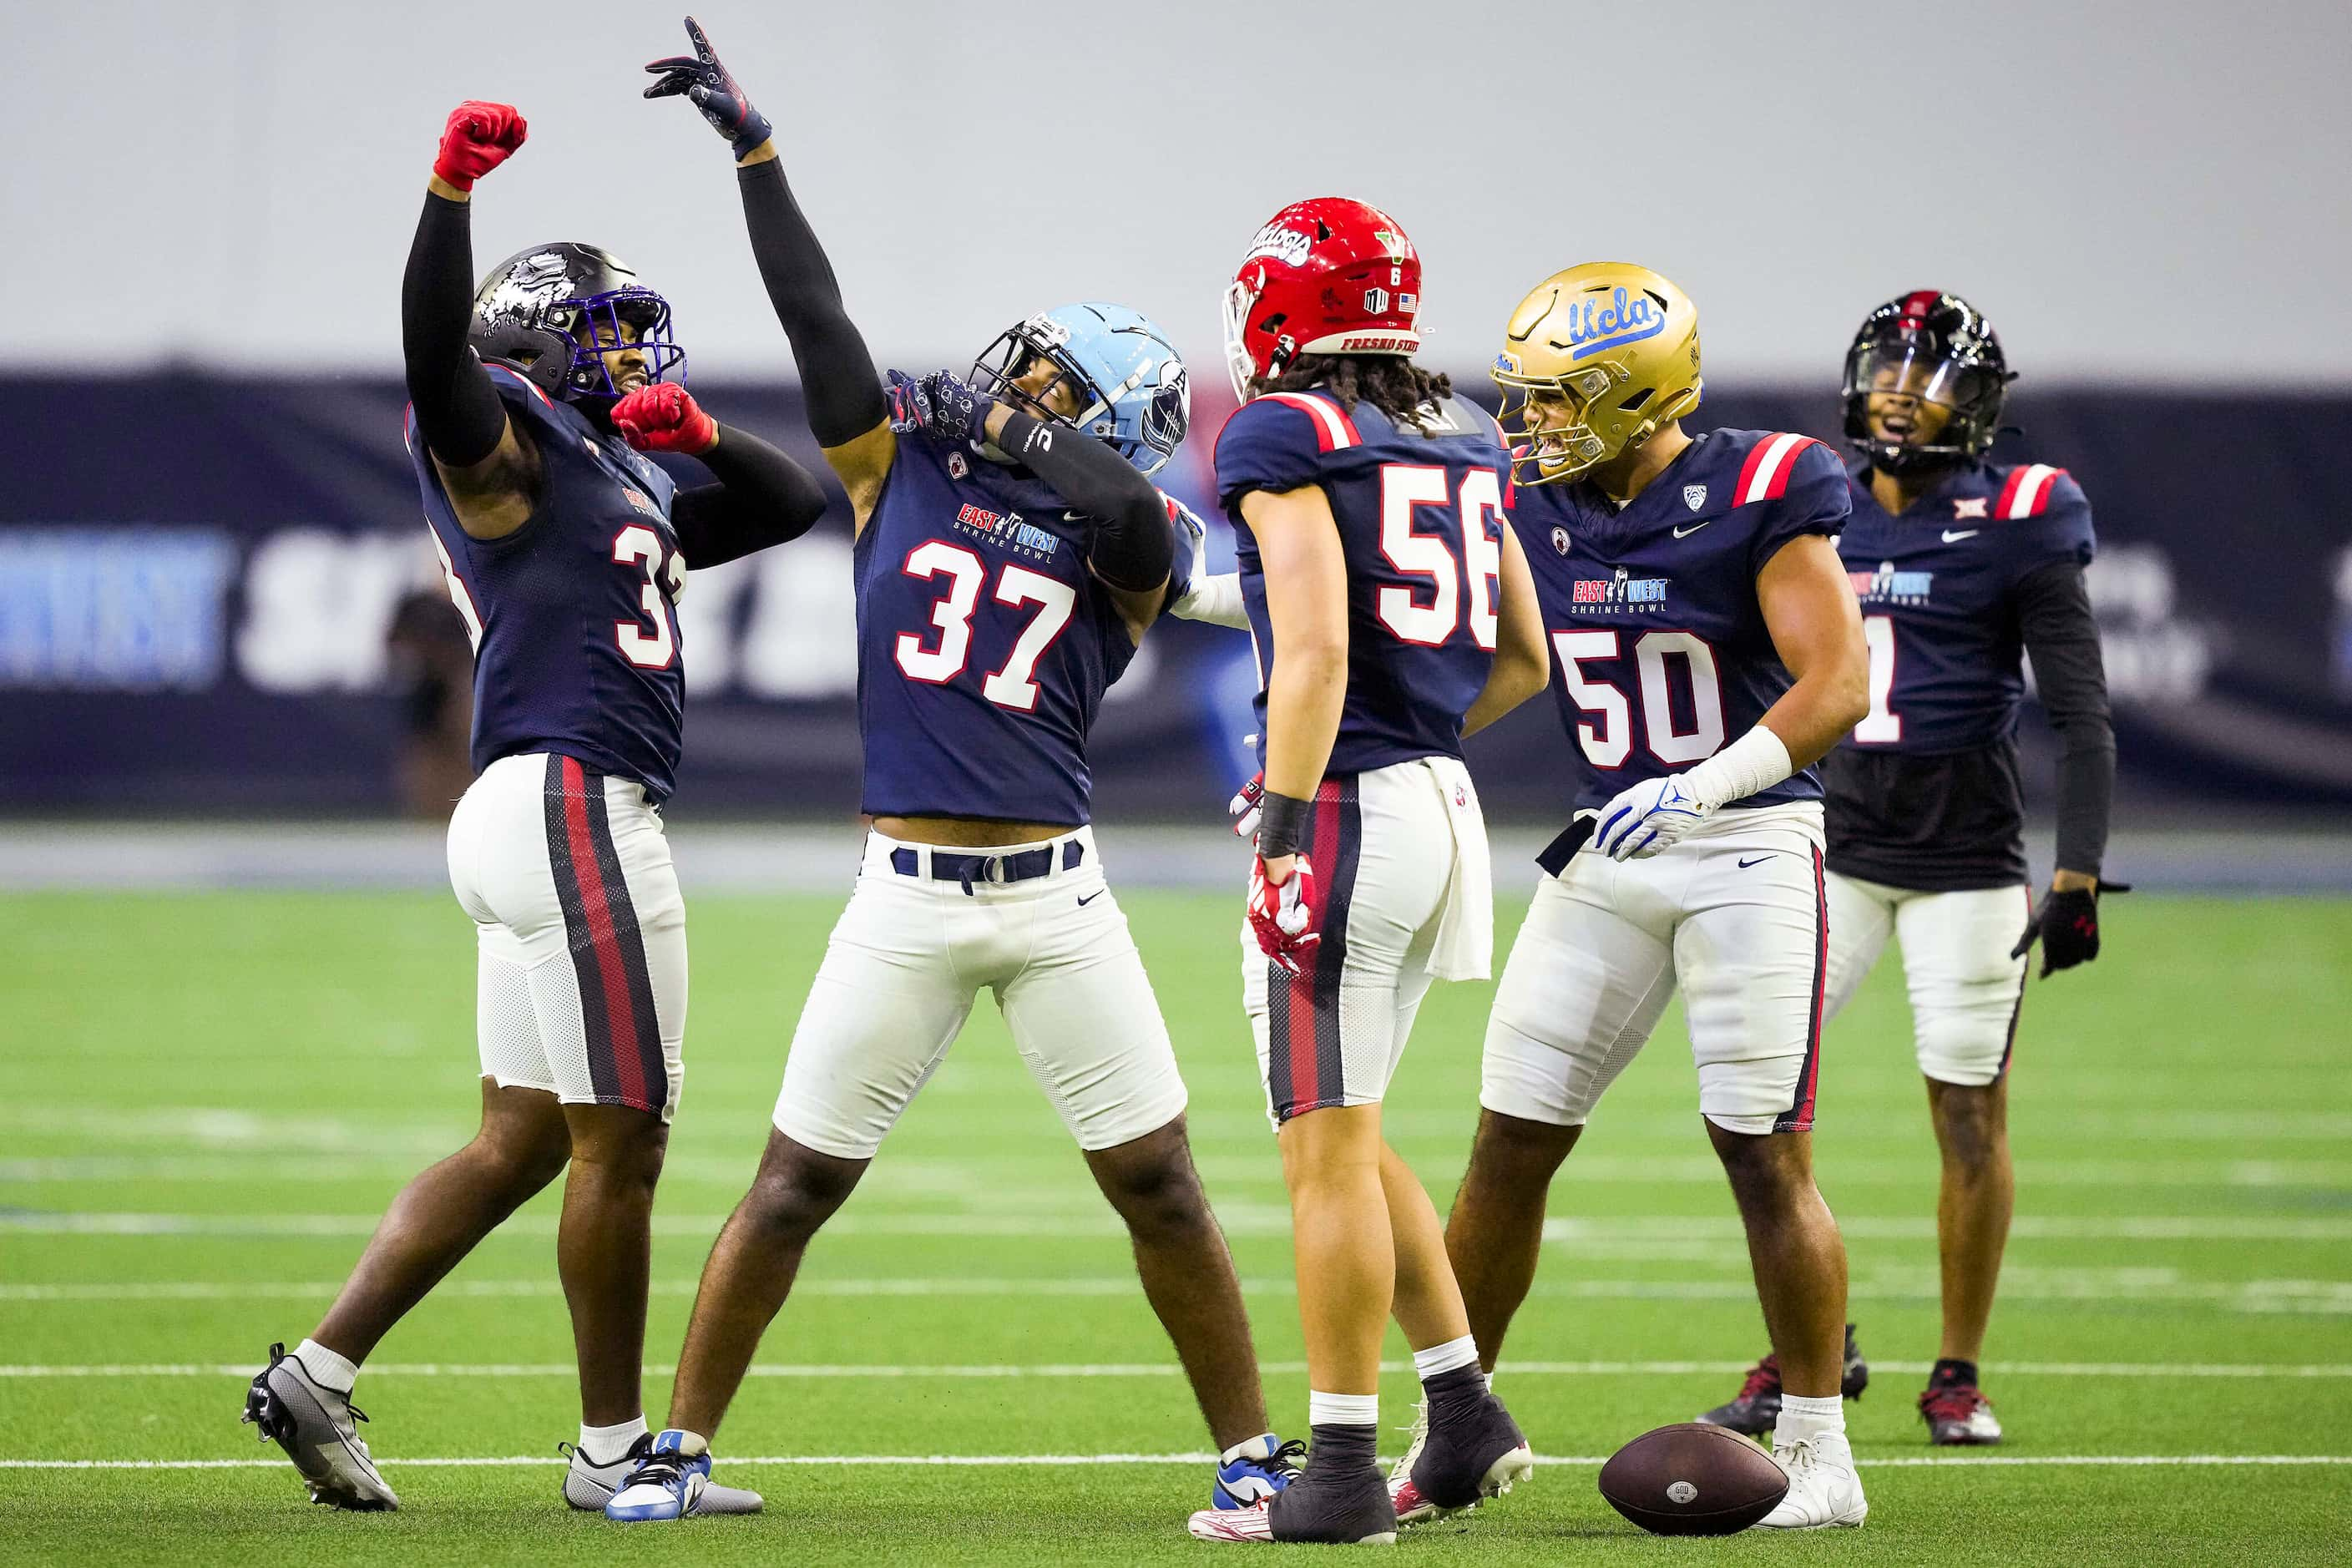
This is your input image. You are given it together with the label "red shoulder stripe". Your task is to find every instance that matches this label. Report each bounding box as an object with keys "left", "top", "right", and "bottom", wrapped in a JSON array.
[
  {"left": 1733, "top": 432, "right": 1820, "bottom": 505},
  {"left": 1257, "top": 391, "right": 1360, "bottom": 453},
  {"left": 1996, "top": 463, "right": 2067, "bottom": 519}
]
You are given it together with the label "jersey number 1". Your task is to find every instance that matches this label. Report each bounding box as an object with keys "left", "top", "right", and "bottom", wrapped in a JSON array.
[{"left": 1855, "top": 614, "right": 1902, "bottom": 742}]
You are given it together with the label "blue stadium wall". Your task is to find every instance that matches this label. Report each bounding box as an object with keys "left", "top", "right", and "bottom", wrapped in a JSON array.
[{"left": 3, "top": 376, "right": 2348, "bottom": 819}]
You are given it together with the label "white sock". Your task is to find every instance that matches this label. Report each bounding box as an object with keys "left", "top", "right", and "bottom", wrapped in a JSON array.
[
  {"left": 1484, "top": 1369, "right": 1495, "bottom": 1394},
  {"left": 1774, "top": 1392, "right": 1845, "bottom": 1449},
  {"left": 1411, "top": 1335, "right": 1481, "bottom": 1381},
  {"left": 1308, "top": 1390, "right": 1380, "bottom": 1428},
  {"left": 579, "top": 1414, "right": 649, "bottom": 1462},
  {"left": 292, "top": 1338, "right": 357, "bottom": 1394},
  {"left": 1219, "top": 1433, "right": 1277, "bottom": 1465}
]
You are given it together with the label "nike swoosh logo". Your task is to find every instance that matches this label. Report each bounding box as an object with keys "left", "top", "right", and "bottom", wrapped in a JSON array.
[
  {"left": 1942, "top": 529, "right": 1980, "bottom": 542},
  {"left": 1737, "top": 855, "right": 1772, "bottom": 868},
  {"left": 1672, "top": 518, "right": 1716, "bottom": 539},
  {"left": 1077, "top": 890, "right": 1105, "bottom": 906}
]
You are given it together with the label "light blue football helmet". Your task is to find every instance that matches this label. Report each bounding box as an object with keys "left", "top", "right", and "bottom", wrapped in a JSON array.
[{"left": 970, "top": 302, "right": 1191, "bottom": 476}]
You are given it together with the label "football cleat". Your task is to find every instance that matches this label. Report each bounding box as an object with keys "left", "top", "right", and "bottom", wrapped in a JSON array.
[
  {"left": 1386, "top": 1392, "right": 1532, "bottom": 1526},
  {"left": 240, "top": 1342, "right": 398, "bottom": 1510},
  {"left": 1755, "top": 1430, "right": 1868, "bottom": 1530},
  {"left": 563, "top": 1434, "right": 763, "bottom": 1515},
  {"left": 1919, "top": 1378, "right": 2004, "bottom": 1446},
  {"left": 602, "top": 1429, "right": 717, "bottom": 1522},
  {"left": 1694, "top": 1324, "right": 1869, "bottom": 1437},
  {"left": 1211, "top": 1433, "right": 1303, "bottom": 1510},
  {"left": 1188, "top": 1462, "right": 1396, "bottom": 1545}
]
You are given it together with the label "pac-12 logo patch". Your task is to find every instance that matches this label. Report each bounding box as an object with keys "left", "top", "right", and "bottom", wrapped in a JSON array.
[
  {"left": 947, "top": 450, "right": 969, "bottom": 480},
  {"left": 1683, "top": 484, "right": 1707, "bottom": 512},
  {"left": 1550, "top": 526, "right": 1572, "bottom": 556}
]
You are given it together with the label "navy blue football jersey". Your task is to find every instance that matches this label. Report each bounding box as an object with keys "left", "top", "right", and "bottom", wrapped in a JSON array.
[
  {"left": 1510, "top": 430, "right": 1850, "bottom": 816},
  {"left": 409, "top": 365, "right": 685, "bottom": 799},
  {"left": 1216, "top": 390, "right": 1510, "bottom": 776},
  {"left": 1835, "top": 458, "right": 2096, "bottom": 754},
  {"left": 855, "top": 417, "right": 1178, "bottom": 825}
]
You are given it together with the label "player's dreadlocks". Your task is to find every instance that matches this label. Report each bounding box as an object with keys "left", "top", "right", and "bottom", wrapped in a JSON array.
[{"left": 1257, "top": 354, "right": 1454, "bottom": 431}]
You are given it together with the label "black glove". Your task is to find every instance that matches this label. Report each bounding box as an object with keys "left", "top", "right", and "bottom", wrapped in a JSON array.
[
  {"left": 645, "top": 16, "right": 774, "bottom": 159},
  {"left": 2011, "top": 881, "right": 2129, "bottom": 978},
  {"left": 886, "top": 369, "right": 990, "bottom": 444}
]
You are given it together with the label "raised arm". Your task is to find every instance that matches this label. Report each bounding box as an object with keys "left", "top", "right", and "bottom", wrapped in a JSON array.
[
  {"left": 606, "top": 382, "right": 828, "bottom": 568},
  {"left": 645, "top": 18, "right": 893, "bottom": 525},
  {"left": 404, "top": 102, "right": 539, "bottom": 540}
]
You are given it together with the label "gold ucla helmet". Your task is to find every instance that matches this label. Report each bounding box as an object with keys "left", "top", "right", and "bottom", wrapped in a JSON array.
[{"left": 1491, "top": 263, "right": 1702, "bottom": 485}]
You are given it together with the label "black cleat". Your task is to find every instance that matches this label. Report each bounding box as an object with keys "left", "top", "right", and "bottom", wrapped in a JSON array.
[
  {"left": 1695, "top": 1323, "right": 1869, "bottom": 1437},
  {"left": 1920, "top": 1373, "right": 2004, "bottom": 1445},
  {"left": 1388, "top": 1384, "right": 1535, "bottom": 1525},
  {"left": 1186, "top": 1460, "right": 1397, "bottom": 1545}
]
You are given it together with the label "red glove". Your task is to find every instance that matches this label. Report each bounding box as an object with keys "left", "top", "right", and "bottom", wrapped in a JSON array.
[
  {"left": 432, "top": 101, "right": 527, "bottom": 191},
  {"left": 1247, "top": 852, "right": 1320, "bottom": 976},
  {"left": 611, "top": 383, "right": 718, "bottom": 454}
]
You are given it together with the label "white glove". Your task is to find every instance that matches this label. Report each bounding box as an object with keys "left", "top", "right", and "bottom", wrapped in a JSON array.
[{"left": 1591, "top": 772, "right": 1709, "bottom": 860}]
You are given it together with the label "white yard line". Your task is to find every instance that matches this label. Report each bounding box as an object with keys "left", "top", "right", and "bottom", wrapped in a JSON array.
[
  {"left": 8, "top": 1211, "right": 2351, "bottom": 1242},
  {"left": 9, "top": 1275, "right": 2347, "bottom": 1310},
  {"left": 13, "top": 1153, "right": 2349, "bottom": 1186},
  {"left": 6, "top": 1359, "right": 2351, "bottom": 1380},
  {"left": 3, "top": 1452, "right": 2347, "bottom": 1471}
]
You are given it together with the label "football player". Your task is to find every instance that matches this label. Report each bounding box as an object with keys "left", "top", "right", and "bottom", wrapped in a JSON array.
[
  {"left": 603, "top": 19, "right": 1295, "bottom": 1524},
  {"left": 1697, "top": 292, "right": 2118, "bottom": 1448},
  {"left": 1438, "top": 265, "right": 1874, "bottom": 1529},
  {"left": 1186, "top": 200, "right": 1551, "bottom": 1547},
  {"left": 242, "top": 100, "right": 826, "bottom": 1515}
]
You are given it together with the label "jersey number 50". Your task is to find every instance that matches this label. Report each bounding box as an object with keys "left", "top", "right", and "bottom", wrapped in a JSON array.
[
  {"left": 1377, "top": 464, "right": 1505, "bottom": 649},
  {"left": 1550, "top": 628, "right": 1727, "bottom": 766}
]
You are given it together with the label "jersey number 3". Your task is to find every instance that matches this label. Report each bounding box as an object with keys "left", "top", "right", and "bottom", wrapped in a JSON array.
[
  {"left": 614, "top": 525, "right": 685, "bottom": 670},
  {"left": 895, "top": 540, "right": 1076, "bottom": 711}
]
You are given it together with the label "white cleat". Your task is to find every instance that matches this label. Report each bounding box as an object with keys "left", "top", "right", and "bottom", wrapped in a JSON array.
[
  {"left": 1756, "top": 1430, "right": 1869, "bottom": 1529},
  {"left": 562, "top": 1437, "right": 762, "bottom": 1515},
  {"left": 240, "top": 1343, "right": 399, "bottom": 1511},
  {"left": 1186, "top": 1499, "right": 1396, "bottom": 1546}
]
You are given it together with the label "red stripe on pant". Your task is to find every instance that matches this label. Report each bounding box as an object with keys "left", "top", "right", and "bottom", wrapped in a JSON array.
[
  {"left": 1775, "top": 846, "right": 1828, "bottom": 1133},
  {"left": 560, "top": 757, "right": 651, "bottom": 1110},
  {"left": 1282, "top": 779, "right": 1346, "bottom": 1114}
]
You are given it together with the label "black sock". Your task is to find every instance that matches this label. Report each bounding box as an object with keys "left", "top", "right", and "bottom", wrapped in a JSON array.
[
  {"left": 1422, "top": 1360, "right": 1489, "bottom": 1420},
  {"left": 1930, "top": 1358, "right": 1979, "bottom": 1388},
  {"left": 1303, "top": 1422, "right": 1378, "bottom": 1478}
]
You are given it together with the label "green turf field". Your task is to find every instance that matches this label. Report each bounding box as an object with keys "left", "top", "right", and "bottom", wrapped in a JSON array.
[{"left": 3, "top": 889, "right": 2349, "bottom": 1565}]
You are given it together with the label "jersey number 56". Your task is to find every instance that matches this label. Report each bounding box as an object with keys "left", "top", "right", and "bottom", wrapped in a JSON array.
[{"left": 1376, "top": 463, "right": 1506, "bottom": 650}]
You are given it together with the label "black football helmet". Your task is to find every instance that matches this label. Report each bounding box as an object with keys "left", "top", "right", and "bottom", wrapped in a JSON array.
[
  {"left": 1841, "top": 291, "right": 2014, "bottom": 475},
  {"left": 469, "top": 243, "right": 686, "bottom": 401}
]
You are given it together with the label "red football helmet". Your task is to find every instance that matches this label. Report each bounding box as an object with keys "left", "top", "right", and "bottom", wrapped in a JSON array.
[{"left": 1222, "top": 198, "right": 1424, "bottom": 399}]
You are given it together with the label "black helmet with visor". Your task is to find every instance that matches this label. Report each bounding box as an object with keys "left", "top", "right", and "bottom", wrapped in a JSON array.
[{"left": 1842, "top": 291, "right": 2014, "bottom": 475}]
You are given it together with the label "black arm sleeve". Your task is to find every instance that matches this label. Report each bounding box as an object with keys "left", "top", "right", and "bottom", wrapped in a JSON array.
[
  {"left": 2016, "top": 559, "right": 2117, "bottom": 876},
  {"left": 401, "top": 192, "right": 508, "bottom": 468},
  {"left": 667, "top": 422, "right": 830, "bottom": 569},
  {"left": 736, "top": 159, "right": 889, "bottom": 448},
  {"left": 995, "top": 410, "right": 1173, "bottom": 593}
]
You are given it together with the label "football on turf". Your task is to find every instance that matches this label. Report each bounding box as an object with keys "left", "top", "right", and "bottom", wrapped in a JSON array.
[{"left": 1597, "top": 1422, "right": 1788, "bottom": 1535}]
